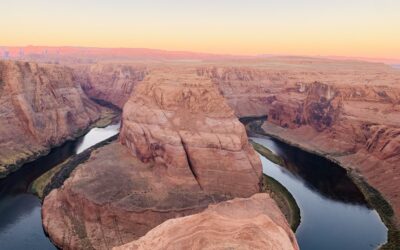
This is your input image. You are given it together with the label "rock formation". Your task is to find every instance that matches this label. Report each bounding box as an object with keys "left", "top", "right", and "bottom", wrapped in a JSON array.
[
  {"left": 73, "top": 64, "right": 148, "bottom": 109},
  {"left": 42, "top": 66, "right": 263, "bottom": 249},
  {"left": 114, "top": 193, "right": 299, "bottom": 250},
  {"left": 200, "top": 57, "right": 400, "bottom": 226},
  {"left": 119, "top": 66, "right": 262, "bottom": 197},
  {"left": 0, "top": 60, "right": 101, "bottom": 177}
]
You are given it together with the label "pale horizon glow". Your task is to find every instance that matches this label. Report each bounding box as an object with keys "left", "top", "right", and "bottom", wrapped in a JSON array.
[{"left": 1, "top": 0, "right": 399, "bottom": 59}]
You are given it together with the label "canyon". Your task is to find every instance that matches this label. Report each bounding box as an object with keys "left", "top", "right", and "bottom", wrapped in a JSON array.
[
  {"left": 72, "top": 64, "right": 148, "bottom": 109},
  {"left": 0, "top": 56, "right": 399, "bottom": 249},
  {"left": 200, "top": 58, "right": 400, "bottom": 229},
  {"left": 42, "top": 66, "right": 271, "bottom": 249},
  {"left": 0, "top": 61, "right": 102, "bottom": 177}
]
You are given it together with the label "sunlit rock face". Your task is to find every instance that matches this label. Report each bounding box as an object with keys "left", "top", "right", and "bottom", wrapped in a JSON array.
[
  {"left": 42, "top": 66, "right": 263, "bottom": 249},
  {"left": 120, "top": 66, "right": 262, "bottom": 197},
  {"left": 42, "top": 142, "right": 221, "bottom": 249},
  {"left": 201, "top": 58, "right": 400, "bottom": 226},
  {"left": 73, "top": 63, "right": 148, "bottom": 109},
  {"left": 0, "top": 60, "right": 100, "bottom": 177},
  {"left": 114, "top": 193, "right": 299, "bottom": 250}
]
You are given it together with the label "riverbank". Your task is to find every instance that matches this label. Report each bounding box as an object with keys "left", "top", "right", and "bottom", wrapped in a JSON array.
[
  {"left": 0, "top": 114, "right": 120, "bottom": 249},
  {"left": 350, "top": 174, "right": 400, "bottom": 250},
  {"left": 250, "top": 140, "right": 300, "bottom": 230},
  {"left": 0, "top": 106, "right": 119, "bottom": 179},
  {"left": 31, "top": 133, "right": 120, "bottom": 200},
  {"left": 261, "top": 174, "right": 300, "bottom": 231},
  {"left": 29, "top": 102, "right": 121, "bottom": 199},
  {"left": 246, "top": 119, "right": 399, "bottom": 250}
]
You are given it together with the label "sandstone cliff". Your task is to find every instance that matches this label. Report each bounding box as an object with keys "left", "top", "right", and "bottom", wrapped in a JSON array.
[
  {"left": 0, "top": 60, "right": 101, "bottom": 177},
  {"left": 42, "top": 66, "right": 263, "bottom": 249},
  {"left": 200, "top": 58, "right": 400, "bottom": 226},
  {"left": 73, "top": 64, "right": 148, "bottom": 109},
  {"left": 114, "top": 193, "right": 299, "bottom": 250},
  {"left": 120, "top": 66, "right": 262, "bottom": 197}
]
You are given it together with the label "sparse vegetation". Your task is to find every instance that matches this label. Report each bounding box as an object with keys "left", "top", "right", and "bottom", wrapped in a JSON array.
[
  {"left": 262, "top": 174, "right": 301, "bottom": 231},
  {"left": 250, "top": 140, "right": 285, "bottom": 166},
  {"left": 39, "top": 134, "right": 119, "bottom": 199},
  {"left": 250, "top": 140, "right": 300, "bottom": 231},
  {"left": 247, "top": 118, "right": 399, "bottom": 249},
  {"left": 30, "top": 163, "right": 64, "bottom": 198},
  {"left": 29, "top": 108, "right": 120, "bottom": 199},
  {"left": 350, "top": 172, "right": 400, "bottom": 250}
]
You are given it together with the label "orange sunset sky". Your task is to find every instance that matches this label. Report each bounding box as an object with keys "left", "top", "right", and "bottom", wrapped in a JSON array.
[{"left": 1, "top": 0, "right": 399, "bottom": 60}]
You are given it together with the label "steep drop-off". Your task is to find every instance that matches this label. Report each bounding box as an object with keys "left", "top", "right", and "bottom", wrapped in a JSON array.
[
  {"left": 201, "top": 58, "right": 400, "bottom": 227},
  {"left": 73, "top": 64, "right": 148, "bottom": 109},
  {"left": 0, "top": 60, "right": 101, "bottom": 177},
  {"left": 42, "top": 66, "right": 264, "bottom": 249}
]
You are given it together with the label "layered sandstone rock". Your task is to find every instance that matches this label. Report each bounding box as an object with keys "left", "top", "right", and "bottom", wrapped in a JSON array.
[
  {"left": 42, "top": 142, "right": 220, "bottom": 249},
  {"left": 120, "top": 66, "right": 262, "bottom": 197},
  {"left": 0, "top": 60, "right": 100, "bottom": 177},
  {"left": 42, "top": 66, "right": 263, "bottom": 249},
  {"left": 201, "top": 57, "right": 400, "bottom": 226},
  {"left": 114, "top": 193, "right": 299, "bottom": 250},
  {"left": 73, "top": 64, "right": 148, "bottom": 109}
]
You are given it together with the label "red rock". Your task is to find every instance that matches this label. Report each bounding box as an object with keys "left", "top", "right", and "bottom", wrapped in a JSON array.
[
  {"left": 114, "top": 193, "right": 299, "bottom": 250},
  {"left": 120, "top": 66, "right": 262, "bottom": 197},
  {"left": 42, "top": 142, "right": 220, "bottom": 249},
  {"left": 73, "top": 64, "right": 148, "bottom": 109},
  {"left": 0, "top": 60, "right": 101, "bottom": 177},
  {"left": 202, "top": 58, "right": 400, "bottom": 226},
  {"left": 42, "top": 66, "right": 263, "bottom": 249}
]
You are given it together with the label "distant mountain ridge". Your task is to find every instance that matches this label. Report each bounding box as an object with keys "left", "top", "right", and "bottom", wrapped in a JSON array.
[
  {"left": 0, "top": 45, "right": 250, "bottom": 62},
  {"left": 1, "top": 45, "right": 399, "bottom": 64}
]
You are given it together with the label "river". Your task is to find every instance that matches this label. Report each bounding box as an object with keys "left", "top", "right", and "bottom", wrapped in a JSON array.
[
  {"left": 0, "top": 123, "right": 388, "bottom": 249},
  {"left": 0, "top": 123, "right": 120, "bottom": 250},
  {"left": 252, "top": 135, "right": 387, "bottom": 250}
]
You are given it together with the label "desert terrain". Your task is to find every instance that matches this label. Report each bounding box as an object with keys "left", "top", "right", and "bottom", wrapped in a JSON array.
[{"left": 0, "top": 52, "right": 399, "bottom": 249}]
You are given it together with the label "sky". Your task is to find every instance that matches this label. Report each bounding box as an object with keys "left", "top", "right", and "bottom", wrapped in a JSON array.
[{"left": 1, "top": 0, "right": 399, "bottom": 59}]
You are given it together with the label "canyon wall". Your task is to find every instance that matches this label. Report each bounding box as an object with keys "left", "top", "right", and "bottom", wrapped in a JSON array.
[
  {"left": 119, "top": 66, "right": 262, "bottom": 197},
  {"left": 0, "top": 60, "right": 101, "bottom": 177},
  {"left": 201, "top": 58, "right": 400, "bottom": 226},
  {"left": 114, "top": 193, "right": 299, "bottom": 250},
  {"left": 42, "top": 66, "right": 265, "bottom": 249},
  {"left": 73, "top": 64, "right": 148, "bottom": 109}
]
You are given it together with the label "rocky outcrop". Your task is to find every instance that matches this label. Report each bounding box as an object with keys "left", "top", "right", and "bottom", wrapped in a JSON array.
[
  {"left": 114, "top": 193, "right": 299, "bottom": 250},
  {"left": 73, "top": 64, "right": 147, "bottom": 109},
  {"left": 120, "top": 67, "right": 262, "bottom": 197},
  {"left": 42, "top": 66, "right": 263, "bottom": 249},
  {"left": 42, "top": 142, "right": 220, "bottom": 249},
  {"left": 201, "top": 58, "right": 400, "bottom": 226},
  {"left": 0, "top": 60, "right": 101, "bottom": 177}
]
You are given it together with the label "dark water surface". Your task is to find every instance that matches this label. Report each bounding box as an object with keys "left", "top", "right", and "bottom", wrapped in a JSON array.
[
  {"left": 0, "top": 123, "right": 120, "bottom": 250},
  {"left": 252, "top": 136, "right": 387, "bottom": 250},
  {"left": 0, "top": 123, "right": 387, "bottom": 250}
]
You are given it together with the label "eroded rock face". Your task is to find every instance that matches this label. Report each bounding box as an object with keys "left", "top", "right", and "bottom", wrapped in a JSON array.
[
  {"left": 114, "top": 193, "right": 299, "bottom": 250},
  {"left": 0, "top": 60, "right": 100, "bottom": 177},
  {"left": 120, "top": 66, "right": 262, "bottom": 197},
  {"left": 42, "top": 66, "right": 263, "bottom": 249},
  {"left": 73, "top": 64, "right": 148, "bottom": 109},
  {"left": 42, "top": 142, "right": 220, "bottom": 249},
  {"left": 202, "top": 58, "right": 400, "bottom": 226}
]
